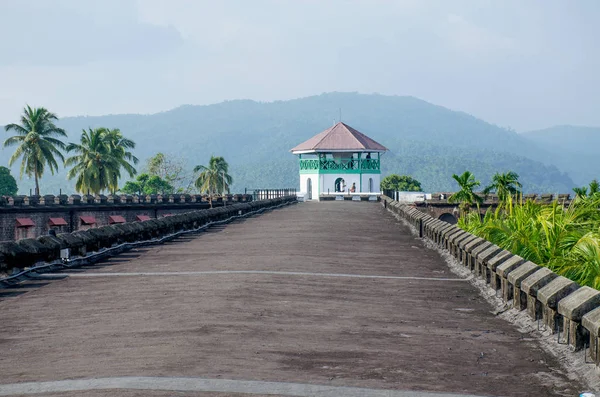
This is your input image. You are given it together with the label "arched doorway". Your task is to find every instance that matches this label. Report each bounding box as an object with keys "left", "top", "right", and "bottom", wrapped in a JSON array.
[
  {"left": 335, "top": 177, "right": 345, "bottom": 192},
  {"left": 439, "top": 213, "right": 458, "bottom": 224},
  {"left": 307, "top": 178, "right": 312, "bottom": 200},
  {"left": 368, "top": 178, "right": 373, "bottom": 193}
]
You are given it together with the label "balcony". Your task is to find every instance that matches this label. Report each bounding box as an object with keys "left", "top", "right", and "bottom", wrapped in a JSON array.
[{"left": 299, "top": 158, "right": 380, "bottom": 174}]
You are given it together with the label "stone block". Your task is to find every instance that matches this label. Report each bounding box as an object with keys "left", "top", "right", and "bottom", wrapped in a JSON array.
[
  {"left": 557, "top": 287, "right": 600, "bottom": 350},
  {"left": 450, "top": 232, "right": 476, "bottom": 259},
  {"left": 521, "top": 268, "right": 558, "bottom": 320},
  {"left": 463, "top": 238, "right": 487, "bottom": 267},
  {"left": 435, "top": 223, "right": 455, "bottom": 244},
  {"left": 456, "top": 234, "right": 479, "bottom": 263},
  {"left": 486, "top": 250, "right": 512, "bottom": 287},
  {"left": 468, "top": 241, "right": 493, "bottom": 270},
  {"left": 444, "top": 229, "right": 465, "bottom": 250},
  {"left": 538, "top": 276, "right": 579, "bottom": 331},
  {"left": 475, "top": 244, "right": 502, "bottom": 276},
  {"left": 496, "top": 255, "right": 525, "bottom": 302},
  {"left": 507, "top": 261, "right": 540, "bottom": 310}
]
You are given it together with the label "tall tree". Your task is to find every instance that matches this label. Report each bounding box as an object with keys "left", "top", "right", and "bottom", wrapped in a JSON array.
[
  {"left": 102, "top": 128, "right": 138, "bottom": 192},
  {"left": 0, "top": 166, "right": 18, "bottom": 196},
  {"left": 146, "top": 152, "right": 193, "bottom": 193},
  {"left": 65, "top": 128, "right": 137, "bottom": 194},
  {"left": 194, "top": 156, "right": 233, "bottom": 206},
  {"left": 482, "top": 171, "right": 522, "bottom": 203},
  {"left": 3, "top": 105, "right": 66, "bottom": 195},
  {"left": 448, "top": 171, "right": 483, "bottom": 214}
]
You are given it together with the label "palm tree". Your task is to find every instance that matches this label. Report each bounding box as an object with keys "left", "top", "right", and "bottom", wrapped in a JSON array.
[
  {"left": 65, "top": 128, "right": 137, "bottom": 194},
  {"left": 194, "top": 156, "right": 233, "bottom": 207},
  {"left": 448, "top": 171, "right": 483, "bottom": 215},
  {"left": 3, "top": 105, "right": 67, "bottom": 195},
  {"left": 102, "top": 128, "right": 138, "bottom": 193},
  {"left": 483, "top": 171, "right": 522, "bottom": 203}
]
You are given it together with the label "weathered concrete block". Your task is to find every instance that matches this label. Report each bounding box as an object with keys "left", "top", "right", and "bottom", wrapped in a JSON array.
[
  {"left": 557, "top": 286, "right": 600, "bottom": 349},
  {"left": 507, "top": 261, "right": 540, "bottom": 310},
  {"left": 582, "top": 307, "right": 600, "bottom": 363},
  {"left": 486, "top": 250, "right": 512, "bottom": 287},
  {"left": 450, "top": 232, "right": 477, "bottom": 260},
  {"left": 475, "top": 244, "right": 502, "bottom": 276},
  {"left": 456, "top": 234, "right": 479, "bottom": 263},
  {"left": 435, "top": 223, "right": 455, "bottom": 244},
  {"left": 521, "top": 268, "right": 558, "bottom": 320},
  {"left": 444, "top": 229, "right": 466, "bottom": 250},
  {"left": 538, "top": 276, "right": 579, "bottom": 331},
  {"left": 496, "top": 255, "right": 525, "bottom": 302},
  {"left": 440, "top": 226, "right": 460, "bottom": 246},
  {"left": 468, "top": 241, "right": 493, "bottom": 270},
  {"left": 462, "top": 237, "right": 487, "bottom": 267}
]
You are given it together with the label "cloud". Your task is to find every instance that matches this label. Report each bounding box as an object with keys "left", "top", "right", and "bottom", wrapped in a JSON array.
[
  {"left": 0, "top": 0, "right": 183, "bottom": 66},
  {"left": 442, "top": 13, "right": 515, "bottom": 55}
]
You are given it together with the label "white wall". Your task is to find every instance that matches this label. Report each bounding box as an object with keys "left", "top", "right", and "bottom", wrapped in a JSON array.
[
  {"left": 361, "top": 174, "right": 381, "bottom": 193},
  {"left": 321, "top": 173, "right": 361, "bottom": 194},
  {"left": 299, "top": 173, "right": 319, "bottom": 200}
]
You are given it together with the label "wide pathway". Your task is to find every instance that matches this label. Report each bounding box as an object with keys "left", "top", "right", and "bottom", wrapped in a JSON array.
[{"left": 0, "top": 202, "right": 585, "bottom": 396}]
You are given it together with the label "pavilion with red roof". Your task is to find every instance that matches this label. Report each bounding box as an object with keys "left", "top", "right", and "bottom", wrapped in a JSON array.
[{"left": 290, "top": 122, "right": 387, "bottom": 200}]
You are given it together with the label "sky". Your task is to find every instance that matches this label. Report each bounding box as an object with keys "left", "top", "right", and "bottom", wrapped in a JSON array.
[{"left": 0, "top": 0, "right": 598, "bottom": 131}]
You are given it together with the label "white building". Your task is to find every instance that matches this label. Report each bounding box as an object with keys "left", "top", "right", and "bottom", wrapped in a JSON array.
[{"left": 290, "top": 122, "right": 388, "bottom": 201}]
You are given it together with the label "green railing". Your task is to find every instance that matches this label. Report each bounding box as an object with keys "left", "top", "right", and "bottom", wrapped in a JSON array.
[{"left": 299, "top": 158, "right": 380, "bottom": 172}]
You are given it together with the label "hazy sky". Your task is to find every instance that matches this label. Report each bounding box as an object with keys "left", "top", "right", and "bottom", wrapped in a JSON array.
[{"left": 0, "top": 0, "right": 598, "bottom": 131}]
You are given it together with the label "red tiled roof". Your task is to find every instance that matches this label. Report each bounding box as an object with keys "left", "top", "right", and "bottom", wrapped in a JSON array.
[
  {"left": 16, "top": 218, "right": 35, "bottom": 227},
  {"left": 48, "top": 217, "right": 68, "bottom": 226},
  {"left": 290, "top": 122, "right": 387, "bottom": 153},
  {"left": 136, "top": 215, "right": 151, "bottom": 221},
  {"left": 109, "top": 215, "right": 126, "bottom": 224},
  {"left": 80, "top": 216, "right": 96, "bottom": 225}
]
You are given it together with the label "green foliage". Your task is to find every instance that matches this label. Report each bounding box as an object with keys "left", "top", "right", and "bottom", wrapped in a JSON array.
[
  {"left": 146, "top": 152, "right": 193, "bottom": 193},
  {"left": 3, "top": 105, "right": 67, "bottom": 195},
  {"left": 65, "top": 128, "right": 138, "bottom": 194},
  {"left": 482, "top": 171, "right": 522, "bottom": 202},
  {"left": 459, "top": 186, "right": 600, "bottom": 289},
  {"left": 0, "top": 166, "right": 18, "bottom": 196},
  {"left": 448, "top": 171, "right": 483, "bottom": 214},
  {"left": 194, "top": 156, "right": 233, "bottom": 199},
  {"left": 121, "top": 173, "right": 173, "bottom": 195},
  {"left": 380, "top": 174, "right": 422, "bottom": 191},
  {"left": 573, "top": 179, "right": 600, "bottom": 199}
]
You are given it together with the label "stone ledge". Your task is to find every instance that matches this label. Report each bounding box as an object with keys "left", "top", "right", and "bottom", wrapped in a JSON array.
[
  {"left": 507, "top": 261, "right": 540, "bottom": 288},
  {"left": 557, "top": 286, "right": 600, "bottom": 321},
  {"left": 538, "top": 276, "right": 579, "bottom": 309},
  {"left": 521, "top": 268, "right": 558, "bottom": 296},
  {"left": 496, "top": 255, "right": 525, "bottom": 278}
]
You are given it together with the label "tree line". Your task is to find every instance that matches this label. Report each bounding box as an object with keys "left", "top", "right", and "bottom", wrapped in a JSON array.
[{"left": 2, "top": 106, "right": 232, "bottom": 199}]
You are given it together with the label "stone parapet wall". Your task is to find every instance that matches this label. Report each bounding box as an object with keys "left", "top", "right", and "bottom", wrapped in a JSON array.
[
  {"left": 0, "top": 194, "right": 254, "bottom": 242},
  {"left": 0, "top": 196, "right": 297, "bottom": 275},
  {"left": 382, "top": 196, "right": 600, "bottom": 368}
]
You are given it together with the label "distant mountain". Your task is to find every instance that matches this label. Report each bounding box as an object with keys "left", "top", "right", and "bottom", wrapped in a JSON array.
[
  {"left": 522, "top": 125, "right": 600, "bottom": 186},
  {"left": 0, "top": 92, "right": 576, "bottom": 194}
]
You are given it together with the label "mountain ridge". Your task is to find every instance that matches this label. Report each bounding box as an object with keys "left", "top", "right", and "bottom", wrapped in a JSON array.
[{"left": 0, "top": 92, "right": 581, "bottom": 194}]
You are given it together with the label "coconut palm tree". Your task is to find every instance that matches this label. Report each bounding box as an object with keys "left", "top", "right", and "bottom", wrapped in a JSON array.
[
  {"left": 65, "top": 128, "right": 137, "bottom": 194},
  {"left": 102, "top": 128, "right": 138, "bottom": 193},
  {"left": 3, "top": 105, "right": 67, "bottom": 195},
  {"left": 483, "top": 171, "right": 522, "bottom": 203},
  {"left": 194, "top": 156, "right": 233, "bottom": 206},
  {"left": 448, "top": 171, "right": 483, "bottom": 215}
]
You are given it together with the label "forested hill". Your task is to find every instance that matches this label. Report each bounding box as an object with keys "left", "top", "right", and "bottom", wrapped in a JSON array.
[
  {"left": 0, "top": 92, "right": 578, "bottom": 193},
  {"left": 522, "top": 125, "right": 600, "bottom": 186}
]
